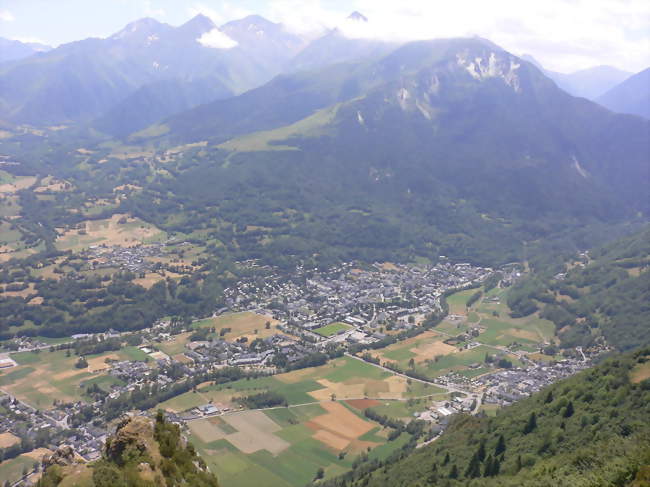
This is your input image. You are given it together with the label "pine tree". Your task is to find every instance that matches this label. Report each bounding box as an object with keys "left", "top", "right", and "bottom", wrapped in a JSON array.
[
  {"left": 465, "top": 453, "right": 481, "bottom": 478},
  {"left": 493, "top": 456, "right": 501, "bottom": 476},
  {"left": 564, "top": 401, "right": 574, "bottom": 418},
  {"left": 449, "top": 464, "right": 458, "bottom": 479},
  {"left": 477, "top": 439, "right": 486, "bottom": 462},
  {"left": 516, "top": 454, "right": 523, "bottom": 472},
  {"left": 523, "top": 411, "right": 537, "bottom": 434},
  {"left": 544, "top": 389, "right": 554, "bottom": 403},
  {"left": 443, "top": 452, "right": 450, "bottom": 465},
  {"left": 483, "top": 455, "right": 494, "bottom": 477},
  {"left": 494, "top": 434, "right": 506, "bottom": 455}
]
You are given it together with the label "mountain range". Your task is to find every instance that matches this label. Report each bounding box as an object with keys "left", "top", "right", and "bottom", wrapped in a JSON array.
[
  {"left": 0, "top": 37, "right": 51, "bottom": 63},
  {"left": 597, "top": 68, "right": 650, "bottom": 119}
]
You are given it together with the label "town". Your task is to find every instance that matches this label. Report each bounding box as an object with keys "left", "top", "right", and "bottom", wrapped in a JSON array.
[{"left": 0, "top": 259, "right": 603, "bottom": 486}]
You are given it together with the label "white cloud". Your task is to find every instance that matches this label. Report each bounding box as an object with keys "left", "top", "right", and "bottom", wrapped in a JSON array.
[
  {"left": 267, "top": 0, "right": 650, "bottom": 72},
  {"left": 198, "top": 28, "right": 238, "bottom": 49},
  {"left": 0, "top": 9, "right": 15, "bottom": 22},
  {"left": 143, "top": 0, "right": 165, "bottom": 18}
]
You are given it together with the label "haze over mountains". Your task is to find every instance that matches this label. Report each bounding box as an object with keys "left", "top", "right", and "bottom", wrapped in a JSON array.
[{"left": 0, "top": 11, "right": 647, "bottom": 137}]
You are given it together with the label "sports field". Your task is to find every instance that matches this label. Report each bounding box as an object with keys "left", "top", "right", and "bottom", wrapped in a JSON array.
[{"left": 313, "top": 322, "right": 352, "bottom": 337}]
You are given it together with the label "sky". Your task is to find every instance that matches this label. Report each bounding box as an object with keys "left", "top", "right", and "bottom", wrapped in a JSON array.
[{"left": 0, "top": 0, "right": 648, "bottom": 73}]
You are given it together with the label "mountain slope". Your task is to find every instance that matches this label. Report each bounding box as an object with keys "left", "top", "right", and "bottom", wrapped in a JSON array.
[
  {"left": 597, "top": 68, "right": 650, "bottom": 119},
  {"left": 37, "top": 413, "right": 219, "bottom": 487},
  {"left": 0, "top": 37, "right": 51, "bottom": 63},
  {"left": 0, "top": 14, "right": 297, "bottom": 127},
  {"left": 121, "top": 38, "right": 648, "bottom": 267},
  {"left": 334, "top": 347, "right": 650, "bottom": 487},
  {"left": 521, "top": 56, "right": 632, "bottom": 100}
]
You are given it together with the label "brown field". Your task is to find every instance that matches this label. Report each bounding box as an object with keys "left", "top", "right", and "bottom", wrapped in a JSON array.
[
  {"left": 203, "top": 312, "right": 280, "bottom": 342},
  {"left": 0, "top": 176, "right": 37, "bottom": 194},
  {"left": 306, "top": 402, "right": 376, "bottom": 451},
  {"left": 1, "top": 283, "right": 36, "bottom": 298},
  {"left": 34, "top": 177, "right": 70, "bottom": 193},
  {"left": 86, "top": 354, "right": 118, "bottom": 372},
  {"left": 411, "top": 339, "right": 458, "bottom": 363},
  {"left": 56, "top": 214, "right": 164, "bottom": 250},
  {"left": 133, "top": 272, "right": 166, "bottom": 289},
  {"left": 346, "top": 399, "right": 381, "bottom": 409},
  {"left": 504, "top": 328, "right": 540, "bottom": 341},
  {"left": 23, "top": 448, "right": 53, "bottom": 460},
  {"left": 0, "top": 432, "right": 20, "bottom": 448},
  {"left": 188, "top": 418, "right": 229, "bottom": 443},
  {"left": 377, "top": 262, "right": 399, "bottom": 271},
  {"left": 221, "top": 410, "right": 289, "bottom": 455},
  {"left": 630, "top": 362, "right": 650, "bottom": 384}
]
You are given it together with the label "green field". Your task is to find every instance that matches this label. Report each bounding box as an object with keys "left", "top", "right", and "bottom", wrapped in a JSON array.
[
  {"left": 189, "top": 400, "right": 411, "bottom": 487},
  {"left": 1, "top": 347, "right": 148, "bottom": 409},
  {"left": 313, "top": 322, "right": 353, "bottom": 337}
]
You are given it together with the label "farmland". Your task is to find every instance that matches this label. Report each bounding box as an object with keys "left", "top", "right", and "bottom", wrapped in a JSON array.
[
  {"left": 193, "top": 311, "right": 281, "bottom": 342},
  {"left": 189, "top": 399, "right": 413, "bottom": 487},
  {"left": 55, "top": 213, "right": 166, "bottom": 251},
  {"left": 159, "top": 356, "right": 443, "bottom": 414},
  {"left": 0, "top": 347, "right": 147, "bottom": 409}
]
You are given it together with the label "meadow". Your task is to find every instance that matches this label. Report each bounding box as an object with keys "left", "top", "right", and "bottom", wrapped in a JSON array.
[{"left": 0, "top": 347, "right": 147, "bottom": 409}]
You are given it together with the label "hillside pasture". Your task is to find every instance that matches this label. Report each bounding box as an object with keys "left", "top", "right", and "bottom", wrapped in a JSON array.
[{"left": 193, "top": 312, "right": 280, "bottom": 342}]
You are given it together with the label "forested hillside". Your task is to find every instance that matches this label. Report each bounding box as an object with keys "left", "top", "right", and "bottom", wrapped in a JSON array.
[
  {"left": 507, "top": 227, "right": 650, "bottom": 351},
  {"left": 324, "top": 348, "right": 650, "bottom": 487}
]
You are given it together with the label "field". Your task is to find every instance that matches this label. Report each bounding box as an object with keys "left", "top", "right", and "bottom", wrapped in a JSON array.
[
  {"left": 55, "top": 213, "right": 166, "bottom": 251},
  {"left": 630, "top": 361, "right": 650, "bottom": 383},
  {"left": 313, "top": 322, "right": 352, "bottom": 337},
  {"left": 0, "top": 448, "right": 52, "bottom": 485},
  {"left": 159, "top": 356, "right": 442, "bottom": 414},
  {"left": 193, "top": 311, "right": 281, "bottom": 342},
  {"left": 0, "top": 347, "right": 146, "bottom": 409},
  {"left": 0, "top": 431, "right": 20, "bottom": 448},
  {"left": 189, "top": 399, "right": 411, "bottom": 487}
]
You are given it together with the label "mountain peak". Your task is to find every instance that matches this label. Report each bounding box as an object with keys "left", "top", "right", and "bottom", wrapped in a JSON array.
[
  {"left": 179, "top": 13, "right": 217, "bottom": 35},
  {"left": 110, "top": 17, "right": 169, "bottom": 40},
  {"left": 348, "top": 11, "right": 368, "bottom": 22}
]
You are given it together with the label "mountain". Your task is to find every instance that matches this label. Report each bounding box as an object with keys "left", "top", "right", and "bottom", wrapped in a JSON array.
[
  {"left": 332, "top": 347, "right": 650, "bottom": 487},
  {"left": 0, "top": 14, "right": 300, "bottom": 128},
  {"left": 0, "top": 37, "right": 51, "bottom": 63},
  {"left": 287, "top": 12, "right": 396, "bottom": 73},
  {"left": 121, "top": 38, "right": 648, "bottom": 266},
  {"left": 37, "top": 413, "right": 220, "bottom": 487},
  {"left": 520, "top": 55, "right": 631, "bottom": 99},
  {"left": 597, "top": 68, "right": 650, "bottom": 119}
]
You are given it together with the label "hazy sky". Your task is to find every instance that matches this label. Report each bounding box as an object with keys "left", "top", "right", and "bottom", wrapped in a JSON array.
[{"left": 1, "top": 0, "right": 648, "bottom": 73}]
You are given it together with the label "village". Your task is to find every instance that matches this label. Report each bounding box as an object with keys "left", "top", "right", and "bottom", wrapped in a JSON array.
[{"left": 0, "top": 259, "right": 603, "bottom": 486}]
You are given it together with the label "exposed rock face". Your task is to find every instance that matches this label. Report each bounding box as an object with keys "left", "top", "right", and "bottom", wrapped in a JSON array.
[
  {"left": 42, "top": 445, "right": 77, "bottom": 468},
  {"left": 105, "top": 415, "right": 156, "bottom": 465}
]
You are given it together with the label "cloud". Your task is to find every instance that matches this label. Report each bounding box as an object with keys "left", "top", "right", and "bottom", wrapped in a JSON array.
[
  {"left": 268, "top": 0, "right": 650, "bottom": 72},
  {"left": 197, "top": 28, "right": 238, "bottom": 49},
  {"left": 143, "top": 0, "right": 165, "bottom": 18},
  {"left": 0, "top": 9, "right": 15, "bottom": 22}
]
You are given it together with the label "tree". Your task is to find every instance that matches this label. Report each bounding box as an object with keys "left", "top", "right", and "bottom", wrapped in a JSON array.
[
  {"left": 443, "top": 452, "right": 450, "bottom": 465},
  {"left": 465, "top": 453, "right": 481, "bottom": 478},
  {"left": 449, "top": 464, "right": 458, "bottom": 479},
  {"left": 477, "top": 440, "right": 486, "bottom": 462},
  {"left": 494, "top": 434, "right": 506, "bottom": 455},
  {"left": 523, "top": 411, "right": 537, "bottom": 434},
  {"left": 314, "top": 467, "right": 324, "bottom": 480},
  {"left": 75, "top": 357, "right": 88, "bottom": 369},
  {"left": 544, "top": 390, "right": 554, "bottom": 404},
  {"left": 564, "top": 401, "right": 574, "bottom": 418},
  {"left": 265, "top": 321, "right": 271, "bottom": 329},
  {"left": 408, "top": 358, "right": 415, "bottom": 369}
]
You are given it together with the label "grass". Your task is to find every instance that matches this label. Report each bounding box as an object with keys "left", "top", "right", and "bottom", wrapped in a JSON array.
[
  {"left": 190, "top": 399, "right": 408, "bottom": 487},
  {"left": 193, "top": 312, "right": 279, "bottom": 341},
  {"left": 0, "top": 454, "right": 37, "bottom": 484},
  {"left": 313, "top": 322, "right": 353, "bottom": 337}
]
